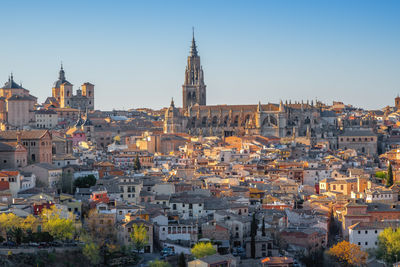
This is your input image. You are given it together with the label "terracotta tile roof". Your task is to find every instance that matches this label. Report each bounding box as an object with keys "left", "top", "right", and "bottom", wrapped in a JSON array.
[
  {"left": 0, "top": 171, "right": 19, "bottom": 176},
  {"left": 0, "top": 130, "right": 49, "bottom": 140}
]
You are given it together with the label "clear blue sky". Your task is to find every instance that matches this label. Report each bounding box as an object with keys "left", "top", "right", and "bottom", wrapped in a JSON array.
[{"left": 1, "top": 0, "right": 399, "bottom": 110}]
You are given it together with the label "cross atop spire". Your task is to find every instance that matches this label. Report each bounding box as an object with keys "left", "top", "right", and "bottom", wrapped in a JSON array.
[{"left": 190, "top": 27, "right": 198, "bottom": 57}]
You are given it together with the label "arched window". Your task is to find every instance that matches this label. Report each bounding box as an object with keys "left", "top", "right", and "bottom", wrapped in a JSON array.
[
  {"left": 223, "top": 115, "right": 229, "bottom": 126},
  {"left": 262, "top": 118, "right": 269, "bottom": 127},
  {"left": 243, "top": 114, "right": 251, "bottom": 126},
  {"left": 212, "top": 116, "right": 218, "bottom": 127},
  {"left": 201, "top": 117, "right": 207, "bottom": 126},
  {"left": 270, "top": 116, "right": 277, "bottom": 126},
  {"left": 233, "top": 115, "right": 239, "bottom": 127}
]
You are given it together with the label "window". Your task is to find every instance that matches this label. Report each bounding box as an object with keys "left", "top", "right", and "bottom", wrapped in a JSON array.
[
  {"left": 358, "top": 231, "right": 361, "bottom": 234},
  {"left": 365, "top": 242, "right": 368, "bottom": 245},
  {"left": 375, "top": 230, "right": 378, "bottom": 234},
  {"left": 365, "top": 230, "right": 368, "bottom": 234}
]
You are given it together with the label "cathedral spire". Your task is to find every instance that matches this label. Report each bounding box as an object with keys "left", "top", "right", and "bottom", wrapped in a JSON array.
[{"left": 190, "top": 27, "right": 198, "bottom": 57}]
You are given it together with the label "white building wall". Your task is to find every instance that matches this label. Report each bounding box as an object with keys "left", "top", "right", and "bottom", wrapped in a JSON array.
[{"left": 349, "top": 228, "right": 381, "bottom": 250}]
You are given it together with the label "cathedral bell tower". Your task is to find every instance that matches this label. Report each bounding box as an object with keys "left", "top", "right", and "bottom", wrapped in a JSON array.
[{"left": 182, "top": 29, "right": 206, "bottom": 110}]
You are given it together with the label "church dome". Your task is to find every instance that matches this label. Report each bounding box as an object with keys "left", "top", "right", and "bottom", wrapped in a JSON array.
[
  {"left": 53, "top": 65, "right": 72, "bottom": 88},
  {"left": 1, "top": 74, "right": 25, "bottom": 90}
]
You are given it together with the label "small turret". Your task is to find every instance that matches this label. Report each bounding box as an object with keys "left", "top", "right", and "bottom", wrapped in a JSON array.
[{"left": 279, "top": 100, "right": 285, "bottom": 112}]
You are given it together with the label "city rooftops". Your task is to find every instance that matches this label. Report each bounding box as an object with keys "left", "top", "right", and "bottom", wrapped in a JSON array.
[
  {"left": 340, "top": 130, "right": 376, "bottom": 137},
  {"left": 349, "top": 221, "right": 400, "bottom": 231}
]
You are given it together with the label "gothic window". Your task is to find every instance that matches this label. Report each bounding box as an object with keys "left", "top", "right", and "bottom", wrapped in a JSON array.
[
  {"left": 201, "top": 117, "right": 207, "bottom": 127},
  {"left": 223, "top": 115, "right": 229, "bottom": 126},
  {"left": 243, "top": 114, "right": 251, "bottom": 126},
  {"left": 270, "top": 116, "right": 277, "bottom": 126},
  {"left": 212, "top": 116, "right": 218, "bottom": 127},
  {"left": 262, "top": 118, "right": 270, "bottom": 127},
  {"left": 233, "top": 115, "right": 239, "bottom": 127},
  {"left": 67, "top": 91, "right": 70, "bottom": 97}
]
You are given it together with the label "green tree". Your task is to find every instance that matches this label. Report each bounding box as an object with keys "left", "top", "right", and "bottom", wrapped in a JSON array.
[
  {"left": 130, "top": 223, "right": 148, "bottom": 253},
  {"left": 83, "top": 242, "right": 101, "bottom": 265},
  {"left": 149, "top": 260, "right": 171, "bottom": 267},
  {"left": 178, "top": 252, "right": 186, "bottom": 267},
  {"left": 377, "top": 227, "right": 400, "bottom": 264},
  {"left": 375, "top": 171, "right": 386, "bottom": 179},
  {"left": 387, "top": 163, "right": 394, "bottom": 187},
  {"left": 74, "top": 175, "right": 97, "bottom": 189},
  {"left": 250, "top": 213, "right": 258, "bottom": 258},
  {"left": 8, "top": 227, "right": 24, "bottom": 245},
  {"left": 191, "top": 242, "right": 216, "bottom": 259},
  {"left": 133, "top": 154, "right": 141, "bottom": 171},
  {"left": 41, "top": 206, "right": 75, "bottom": 240}
]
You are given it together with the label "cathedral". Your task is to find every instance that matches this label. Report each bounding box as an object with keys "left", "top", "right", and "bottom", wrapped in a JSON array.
[
  {"left": 164, "top": 33, "right": 337, "bottom": 140},
  {"left": 46, "top": 65, "right": 95, "bottom": 111}
]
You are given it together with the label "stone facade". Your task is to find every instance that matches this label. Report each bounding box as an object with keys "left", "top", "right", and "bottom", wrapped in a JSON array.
[
  {"left": 0, "top": 74, "right": 37, "bottom": 129},
  {"left": 338, "top": 129, "right": 377, "bottom": 156},
  {"left": 35, "top": 109, "right": 58, "bottom": 129},
  {"left": 0, "top": 130, "right": 52, "bottom": 164}
]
